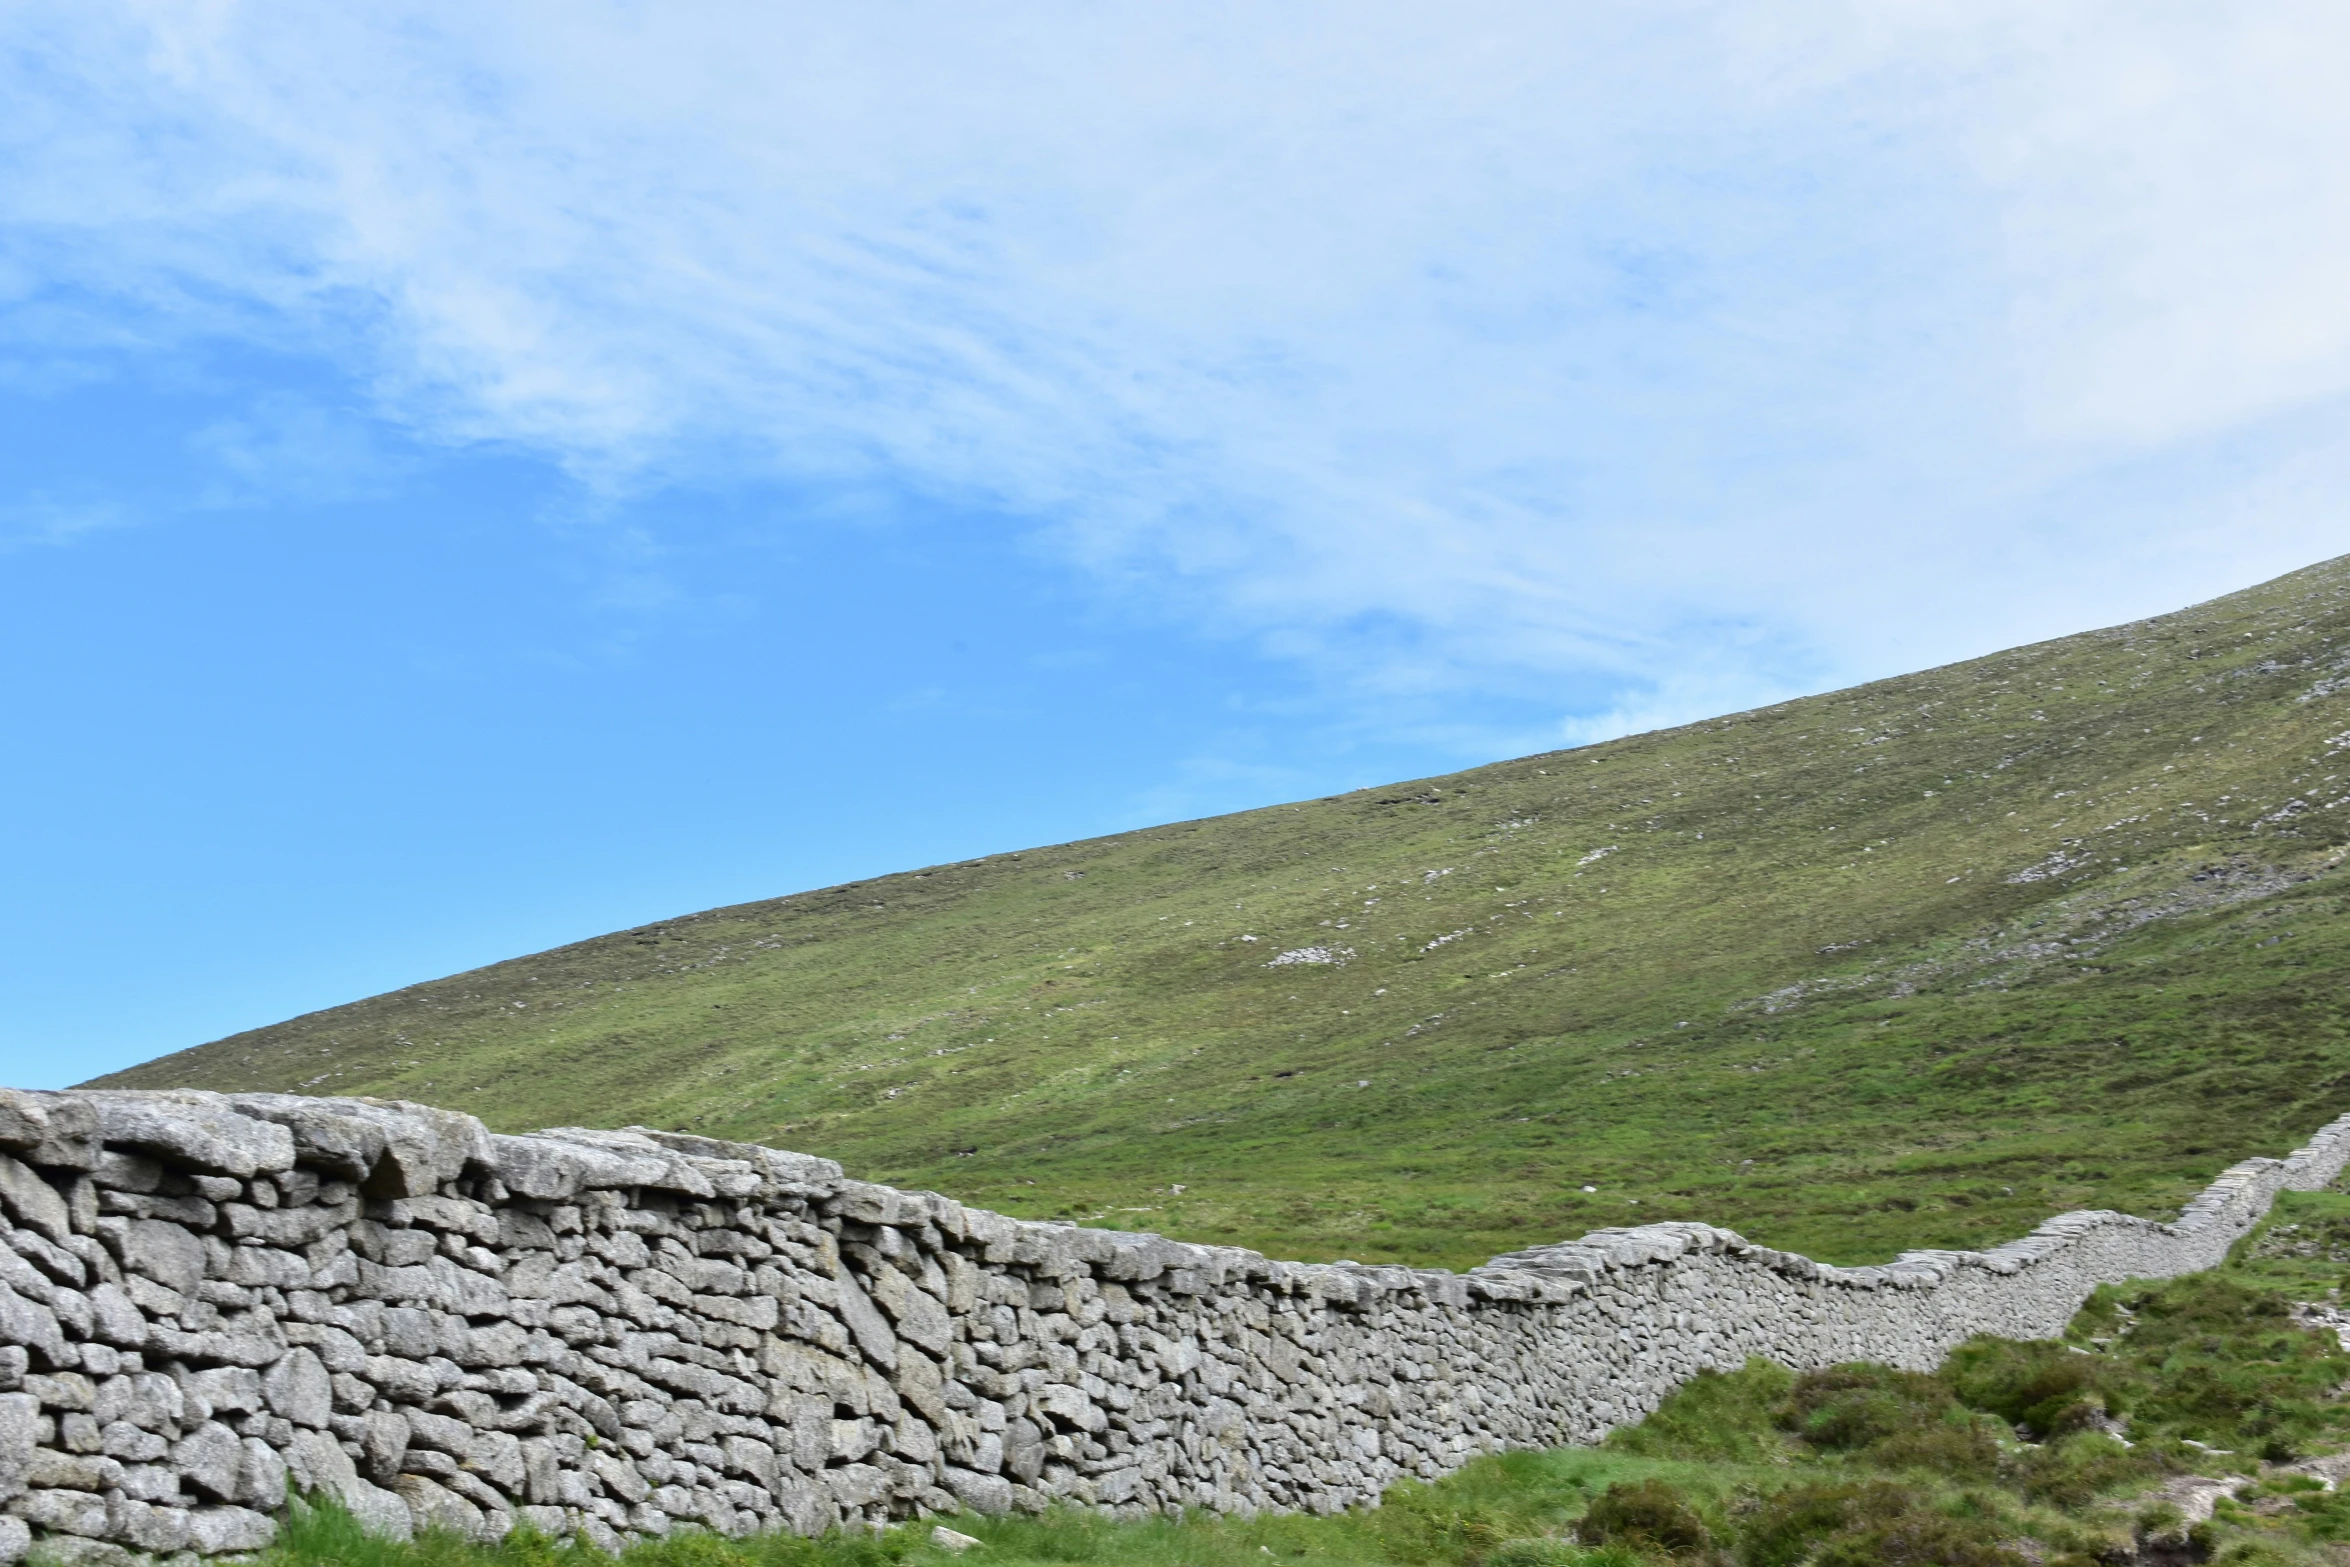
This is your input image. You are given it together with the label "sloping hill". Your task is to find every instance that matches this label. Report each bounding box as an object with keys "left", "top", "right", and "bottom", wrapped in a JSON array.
[{"left": 96, "top": 555, "right": 2350, "bottom": 1268}]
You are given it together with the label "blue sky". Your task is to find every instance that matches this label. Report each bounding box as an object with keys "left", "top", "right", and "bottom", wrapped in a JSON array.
[{"left": 5, "top": 3, "right": 2349, "bottom": 1085}]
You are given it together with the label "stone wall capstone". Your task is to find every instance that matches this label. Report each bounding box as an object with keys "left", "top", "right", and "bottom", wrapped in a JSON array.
[{"left": 0, "top": 1086, "right": 2343, "bottom": 1562}]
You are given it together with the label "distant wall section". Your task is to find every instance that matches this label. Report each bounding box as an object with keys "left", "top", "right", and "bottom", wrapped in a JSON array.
[{"left": 0, "top": 1087, "right": 2342, "bottom": 1560}]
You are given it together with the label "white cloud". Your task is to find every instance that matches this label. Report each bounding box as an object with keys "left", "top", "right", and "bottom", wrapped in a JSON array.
[
  {"left": 186, "top": 394, "right": 414, "bottom": 508},
  {"left": 0, "top": 493, "right": 137, "bottom": 548},
  {"left": 5, "top": 1, "right": 2349, "bottom": 736}
]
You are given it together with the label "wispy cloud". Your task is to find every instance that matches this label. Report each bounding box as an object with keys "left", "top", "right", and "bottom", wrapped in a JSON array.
[
  {"left": 186, "top": 394, "right": 414, "bottom": 509},
  {"left": 6, "top": 2, "right": 2348, "bottom": 738},
  {"left": 0, "top": 492, "right": 138, "bottom": 548}
]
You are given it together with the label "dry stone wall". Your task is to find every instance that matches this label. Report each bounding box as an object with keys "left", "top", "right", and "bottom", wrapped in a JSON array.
[{"left": 2, "top": 1087, "right": 2346, "bottom": 1563}]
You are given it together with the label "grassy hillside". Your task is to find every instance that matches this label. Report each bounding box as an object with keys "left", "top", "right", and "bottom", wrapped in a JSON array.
[{"left": 97, "top": 555, "right": 2350, "bottom": 1269}]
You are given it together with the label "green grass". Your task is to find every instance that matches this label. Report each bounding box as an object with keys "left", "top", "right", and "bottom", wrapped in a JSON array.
[
  {"left": 250, "top": 1450, "right": 1682, "bottom": 1567},
  {"left": 233, "top": 1195, "right": 2350, "bottom": 1567},
  {"left": 92, "top": 553, "right": 2350, "bottom": 1267}
]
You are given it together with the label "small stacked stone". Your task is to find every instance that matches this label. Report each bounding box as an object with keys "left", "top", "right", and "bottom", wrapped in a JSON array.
[{"left": 0, "top": 1086, "right": 2343, "bottom": 1564}]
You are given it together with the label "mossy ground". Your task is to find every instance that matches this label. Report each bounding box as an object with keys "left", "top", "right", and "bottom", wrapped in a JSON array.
[
  {"left": 212, "top": 1194, "right": 2350, "bottom": 1567},
  {"left": 96, "top": 555, "right": 2350, "bottom": 1269}
]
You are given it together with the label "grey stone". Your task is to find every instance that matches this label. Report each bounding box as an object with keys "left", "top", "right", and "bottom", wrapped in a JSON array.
[
  {"left": 343, "top": 1477, "right": 417, "bottom": 1540},
  {"left": 10, "top": 1486, "right": 110, "bottom": 1536},
  {"left": 356, "top": 1411, "right": 407, "bottom": 1486},
  {"left": 497, "top": 1210, "right": 559, "bottom": 1251},
  {"left": 224, "top": 1200, "right": 360, "bottom": 1249},
  {"left": 385, "top": 1195, "right": 499, "bottom": 1244},
  {"left": 396, "top": 1473, "right": 492, "bottom": 1539},
  {"left": 222, "top": 1096, "right": 390, "bottom": 1182},
  {"left": 545, "top": 1129, "right": 719, "bottom": 1196},
  {"left": 98, "top": 1422, "right": 165, "bottom": 1463},
  {"left": 402, "top": 1407, "right": 473, "bottom": 1457},
  {"left": 39, "top": 1287, "right": 92, "bottom": 1346},
  {"left": 181, "top": 1367, "right": 263, "bottom": 1418},
  {"left": 427, "top": 1255, "right": 508, "bottom": 1316},
  {"left": 98, "top": 1190, "right": 214, "bottom": 1227},
  {"left": 3, "top": 1235, "right": 81, "bottom": 1296},
  {"left": 574, "top": 1513, "right": 626, "bottom": 1554},
  {"left": 81, "top": 1094, "right": 294, "bottom": 1178},
  {"left": 117, "top": 1271, "right": 184, "bottom": 1319},
  {"left": 107, "top": 1498, "right": 192, "bottom": 1553},
  {"left": 364, "top": 1354, "right": 438, "bottom": 1405},
  {"left": 491, "top": 1133, "right": 672, "bottom": 1201},
  {"left": 466, "top": 1428, "right": 526, "bottom": 1492},
  {"left": 187, "top": 1504, "right": 277, "bottom": 1553},
  {"left": 0, "top": 1250, "right": 55, "bottom": 1314},
  {"left": 832, "top": 1267, "right": 899, "bottom": 1372},
  {"left": 0, "top": 1287, "right": 64, "bottom": 1370},
  {"left": 263, "top": 1347, "right": 332, "bottom": 1429},
  {"left": 328, "top": 1372, "right": 373, "bottom": 1415},
  {"left": 237, "top": 1437, "right": 286, "bottom": 1509},
  {"left": 170, "top": 1423, "right": 242, "bottom": 1503},
  {"left": 24, "top": 1373, "right": 94, "bottom": 1413},
  {"left": 0, "top": 1091, "right": 99, "bottom": 1171},
  {"left": 113, "top": 1374, "right": 181, "bottom": 1434},
  {"left": 823, "top": 1462, "right": 889, "bottom": 1508},
  {"left": 88, "top": 1154, "right": 160, "bottom": 1194},
  {"left": 282, "top": 1427, "right": 356, "bottom": 1491},
  {"left": 276, "top": 1168, "right": 320, "bottom": 1206},
  {"left": 325, "top": 1103, "right": 491, "bottom": 1199},
  {"left": 379, "top": 1305, "right": 437, "bottom": 1359},
  {"left": 589, "top": 1450, "right": 647, "bottom": 1503},
  {"left": 0, "top": 1515, "right": 26, "bottom": 1564},
  {"left": 486, "top": 1138, "right": 606, "bottom": 1202},
  {"left": 113, "top": 1219, "right": 205, "bottom": 1295},
  {"left": 19, "top": 1539, "right": 139, "bottom": 1567},
  {"left": 718, "top": 1434, "right": 774, "bottom": 1486},
  {"left": 517, "top": 1504, "right": 566, "bottom": 1536},
  {"left": 0, "top": 1396, "right": 33, "bottom": 1505},
  {"left": 115, "top": 1463, "right": 180, "bottom": 1504},
  {"left": 774, "top": 1475, "right": 836, "bottom": 1535},
  {"left": 438, "top": 1467, "right": 513, "bottom": 1521},
  {"left": 85, "top": 1284, "right": 144, "bottom": 1349},
  {"left": 54, "top": 1411, "right": 98, "bottom": 1453},
  {"left": 0, "top": 1160, "right": 69, "bottom": 1246},
  {"left": 870, "top": 1265, "right": 953, "bottom": 1354},
  {"left": 943, "top": 1467, "right": 1014, "bottom": 1514},
  {"left": 222, "top": 1243, "right": 308, "bottom": 1291},
  {"left": 24, "top": 1450, "right": 120, "bottom": 1491},
  {"left": 293, "top": 1323, "right": 367, "bottom": 1375}
]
